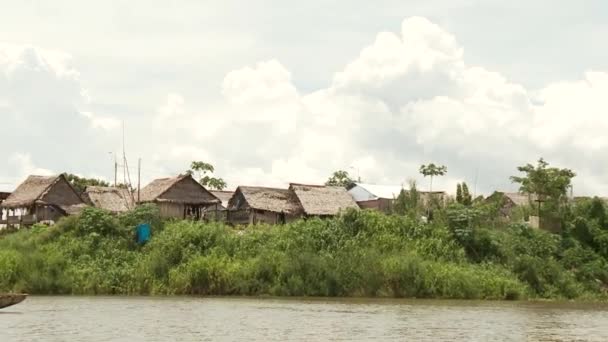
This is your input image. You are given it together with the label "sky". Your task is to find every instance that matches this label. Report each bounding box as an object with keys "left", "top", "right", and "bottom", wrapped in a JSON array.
[{"left": 1, "top": 0, "right": 608, "bottom": 195}]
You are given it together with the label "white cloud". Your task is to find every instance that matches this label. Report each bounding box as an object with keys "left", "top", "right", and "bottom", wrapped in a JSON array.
[
  {"left": 2, "top": 17, "right": 608, "bottom": 197},
  {"left": 0, "top": 43, "right": 122, "bottom": 188},
  {"left": 9, "top": 153, "right": 54, "bottom": 177},
  {"left": 222, "top": 60, "right": 299, "bottom": 104},
  {"left": 81, "top": 111, "right": 121, "bottom": 130}
]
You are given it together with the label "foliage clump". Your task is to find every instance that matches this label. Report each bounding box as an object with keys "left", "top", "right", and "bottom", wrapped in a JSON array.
[{"left": 0, "top": 158, "right": 606, "bottom": 300}]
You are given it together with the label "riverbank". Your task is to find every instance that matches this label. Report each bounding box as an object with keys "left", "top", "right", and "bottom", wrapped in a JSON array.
[{"left": 1, "top": 202, "right": 608, "bottom": 300}]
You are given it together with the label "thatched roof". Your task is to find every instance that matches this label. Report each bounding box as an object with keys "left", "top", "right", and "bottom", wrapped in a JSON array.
[
  {"left": 82, "top": 186, "right": 134, "bottom": 213},
  {"left": 139, "top": 174, "right": 220, "bottom": 205},
  {"left": 488, "top": 192, "right": 531, "bottom": 206},
  {"left": 58, "top": 203, "right": 89, "bottom": 216},
  {"left": 1, "top": 175, "right": 59, "bottom": 208},
  {"left": 486, "top": 191, "right": 538, "bottom": 207},
  {"left": 504, "top": 192, "right": 531, "bottom": 206},
  {"left": 0, "top": 174, "right": 84, "bottom": 209},
  {"left": 0, "top": 192, "right": 10, "bottom": 202},
  {"left": 211, "top": 190, "right": 233, "bottom": 209},
  {"left": 230, "top": 186, "right": 301, "bottom": 214},
  {"left": 289, "top": 183, "right": 359, "bottom": 216}
]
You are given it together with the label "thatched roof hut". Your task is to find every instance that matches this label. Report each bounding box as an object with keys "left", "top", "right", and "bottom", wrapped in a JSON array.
[
  {"left": 0, "top": 175, "right": 87, "bottom": 225},
  {"left": 0, "top": 175, "right": 85, "bottom": 211},
  {"left": 289, "top": 183, "right": 359, "bottom": 216},
  {"left": 210, "top": 190, "right": 234, "bottom": 210},
  {"left": 139, "top": 174, "right": 220, "bottom": 219},
  {"left": 229, "top": 186, "right": 301, "bottom": 214},
  {"left": 139, "top": 174, "right": 220, "bottom": 205},
  {"left": 486, "top": 191, "right": 534, "bottom": 207},
  {"left": 82, "top": 186, "right": 134, "bottom": 213},
  {"left": 502, "top": 192, "right": 531, "bottom": 206}
]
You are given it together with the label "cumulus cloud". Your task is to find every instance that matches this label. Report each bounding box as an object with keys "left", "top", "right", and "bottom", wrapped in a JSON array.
[
  {"left": 179, "top": 16, "right": 607, "bottom": 195},
  {"left": 2, "top": 17, "right": 608, "bottom": 196},
  {"left": 222, "top": 60, "right": 299, "bottom": 104},
  {"left": 0, "top": 43, "right": 120, "bottom": 190}
]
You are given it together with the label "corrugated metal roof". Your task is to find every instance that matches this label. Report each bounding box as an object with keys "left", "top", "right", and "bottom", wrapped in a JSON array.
[{"left": 350, "top": 183, "right": 405, "bottom": 200}]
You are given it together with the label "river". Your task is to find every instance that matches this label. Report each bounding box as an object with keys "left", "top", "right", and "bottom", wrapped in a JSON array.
[{"left": 1, "top": 296, "right": 608, "bottom": 341}]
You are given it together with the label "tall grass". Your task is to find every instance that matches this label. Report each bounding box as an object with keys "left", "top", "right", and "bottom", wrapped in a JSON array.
[{"left": 1, "top": 202, "right": 607, "bottom": 300}]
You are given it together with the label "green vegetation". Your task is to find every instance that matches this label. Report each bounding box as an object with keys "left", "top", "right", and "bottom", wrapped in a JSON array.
[
  {"left": 1, "top": 158, "right": 607, "bottom": 300},
  {"left": 186, "top": 161, "right": 227, "bottom": 190},
  {"left": 64, "top": 173, "right": 110, "bottom": 193},
  {"left": 0, "top": 198, "right": 606, "bottom": 300},
  {"left": 419, "top": 163, "right": 447, "bottom": 193},
  {"left": 456, "top": 182, "right": 472, "bottom": 206},
  {"left": 325, "top": 170, "right": 355, "bottom": 188}
]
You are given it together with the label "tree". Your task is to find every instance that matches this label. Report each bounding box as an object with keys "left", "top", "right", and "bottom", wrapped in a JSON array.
[
  {"left": 510, "top": 158, "right": 575, "bottom": 217},
  {"left": 461, "top": 182, "right": 472, "bottom": 206},
  {"left": 64, "top": 173, "right": 109, "bottom": 194},
  {"left": 325, "top": 170, "right": 354, "bottom": 188},
  {"left": 456, "top": 183, "right": 463, "bottom": 204},
  {"left": 419, "top": 163, "right": 447, "bottom": 219},
  {"left": 187, "top": 161, "right": 227, "bottom": 190},
  {"left": 456, "top": 183, "right": 472, "bottom": 206},
  {"left": 419, "top": 163, "right": 447, "bottom": 193},
  {"left": 393, "top": 180, "right": 421, "bottom": 216}
]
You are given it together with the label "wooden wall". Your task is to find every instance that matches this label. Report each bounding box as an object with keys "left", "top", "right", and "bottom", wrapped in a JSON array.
[
  {"left": 35, "top": 205, "right": 64, "bottom": 222},
  {"left": 40, "top": 178, "right": 84, "bottom": 207},
  {"left": 160, "top": 177, "right": 217, "bottom": 203},
  {"left": 158, "top": 202, "right": 185, "bottom": 219},
  {"left": 356, "top": 198, "right": 393, "bottom": 212}
]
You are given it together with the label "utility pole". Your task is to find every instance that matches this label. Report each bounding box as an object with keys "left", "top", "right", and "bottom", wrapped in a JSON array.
[{"left": 109, "top": 152, "right": 117, "bottom": 186}]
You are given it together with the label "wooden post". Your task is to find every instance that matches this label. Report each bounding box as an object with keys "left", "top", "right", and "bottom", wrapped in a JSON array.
[{"left": 137, "top": 158, "right": 141, "bottom": 204}]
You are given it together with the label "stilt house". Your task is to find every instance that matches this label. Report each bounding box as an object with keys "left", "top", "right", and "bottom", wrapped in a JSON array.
[
  {"left": 227, "top": 186, "right": 301, "bottom": 225},
  {"left": 289, "top": 183, "right": 359, "bottom": 217},
  {"left": 138, "top": 174, "right": 220, "bottom": 219},
  {"left": 0, "top": 174, "right": 86, "bottom": 226}
]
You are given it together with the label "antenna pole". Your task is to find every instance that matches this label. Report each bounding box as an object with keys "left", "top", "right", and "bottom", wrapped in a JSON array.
[
  {"left": 137, "top": 158, "right": 141, "bottom": 203},
  {"left": 114, "top": 153, "right": 118, "bottom": 187},
  {"left": 122, "top": 122, "right": 127, "bottom": 187},
  {"left": 122, "top": 121, "right": 136, "bottom": 203}
]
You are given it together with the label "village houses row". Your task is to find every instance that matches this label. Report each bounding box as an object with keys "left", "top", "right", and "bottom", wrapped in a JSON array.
[
  {"left": 0, "top": 173, "right": 527, "bottom": 228},
  {"left": 0, "top": 174, "right": 367, "bottom": 226}
]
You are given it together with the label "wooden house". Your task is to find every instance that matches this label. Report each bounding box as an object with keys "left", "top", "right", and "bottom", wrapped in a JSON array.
[
  {"left": 485, "top": 191, "right": 531, "bottom": 219},
  {"left": 289, "top": 183, "right": 359, "bottom": 217},
  {"left": 227, "top": 186, "right": 301, "bottom": 225},
  {"left": 82, "top": 186, "right": 134, "bottom": 214},
  {"left": 138, "top": 174, "right": 220, "bottom": 220},
  {"left": 205, "top": 190, "right": 234, "bottom": 222},
  {"left": 0, "top": 174, "right": 86, "bottom": 226},
  {"left": 210, "top": 190, "right": 233, "bottom": 211}
]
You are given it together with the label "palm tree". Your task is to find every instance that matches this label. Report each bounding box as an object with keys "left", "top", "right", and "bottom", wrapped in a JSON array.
[{"left": 419, "top": 163, "right": 447, "bottom": 219}]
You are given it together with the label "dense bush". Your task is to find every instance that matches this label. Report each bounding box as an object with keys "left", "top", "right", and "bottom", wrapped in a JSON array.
[{"left": 1, "top": 201, "right": 607, "bottom": 300}]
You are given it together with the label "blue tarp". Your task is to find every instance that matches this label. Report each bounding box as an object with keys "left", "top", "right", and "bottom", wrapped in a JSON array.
[{"left": 136, "top": 223, "right": 151, "bottom": 244}]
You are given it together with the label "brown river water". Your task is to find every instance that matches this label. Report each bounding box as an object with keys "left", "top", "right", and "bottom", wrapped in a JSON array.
[{"left": 1, "top": 296, "right": 608, "bottom": 341}]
